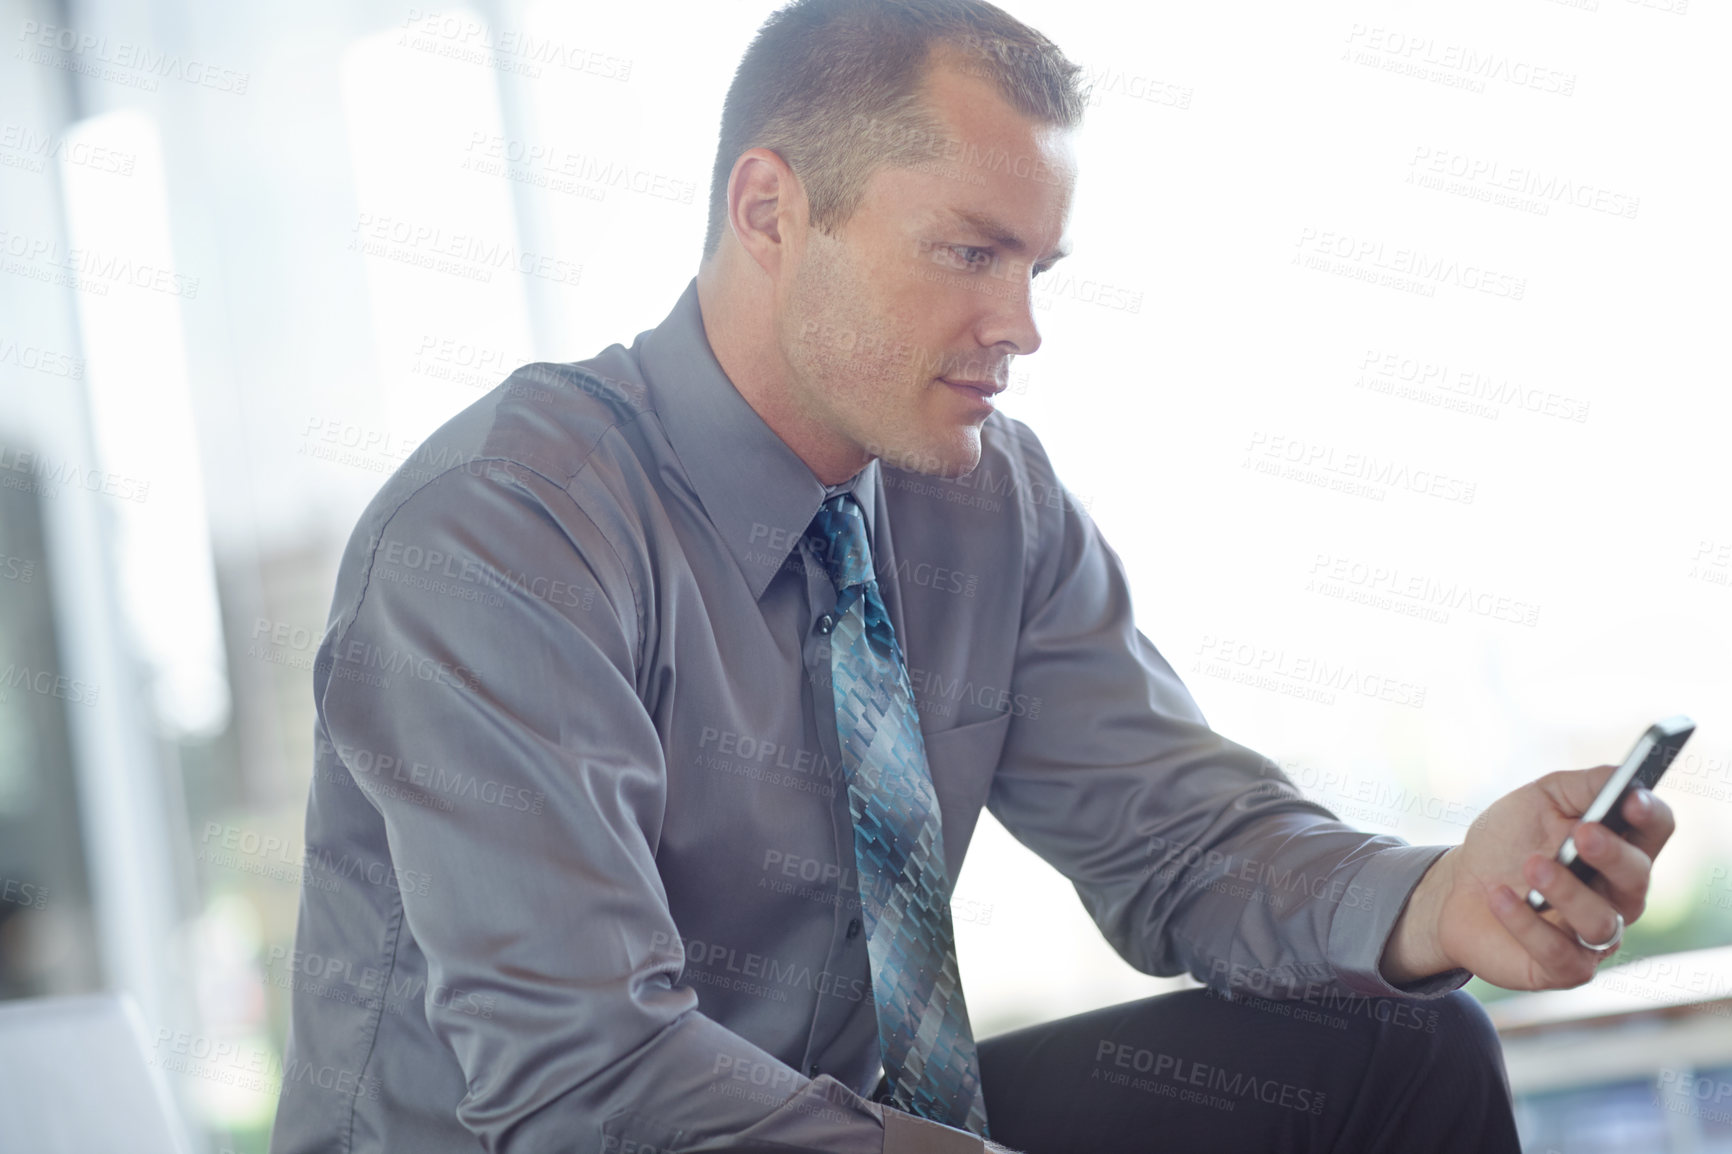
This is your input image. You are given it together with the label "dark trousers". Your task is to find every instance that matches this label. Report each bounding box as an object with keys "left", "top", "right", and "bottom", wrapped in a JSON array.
[{"left": 881, "top": 986, "right": 1521, "bottom": 1153}]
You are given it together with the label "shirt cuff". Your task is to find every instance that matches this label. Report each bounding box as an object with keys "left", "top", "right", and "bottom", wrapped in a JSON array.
[
  {"left": 1328, "top": 843, "right": 1472, "bottom": 998},
  {"left": 882, "top": 1109, "right": 990, "bottom": 1153}
]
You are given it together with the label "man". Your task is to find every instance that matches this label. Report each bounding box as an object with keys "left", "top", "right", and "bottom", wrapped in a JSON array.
[{"left": 270, "top": 2, "right": 1675, "bottom": 1151}]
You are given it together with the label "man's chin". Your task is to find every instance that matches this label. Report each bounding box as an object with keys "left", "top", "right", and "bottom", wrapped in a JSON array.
[{"left": 863, "top": 430, "right": 983, "bottom": 479}]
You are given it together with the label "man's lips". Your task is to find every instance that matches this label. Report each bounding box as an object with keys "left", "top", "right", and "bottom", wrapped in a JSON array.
[{"left": 939, "top": 377, "right": 1006, "bottom": 397}]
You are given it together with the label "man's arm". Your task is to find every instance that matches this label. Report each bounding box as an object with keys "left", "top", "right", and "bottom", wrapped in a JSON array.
[
  {"left": 983, "top": 422, "right": 1467, "bottom": 1000},
  {"left": 984, "top": 419, "right": 1674, "bottom": 1000},
  {"left": 309, "top": 458, "right": 968, "bottom": 1151}
]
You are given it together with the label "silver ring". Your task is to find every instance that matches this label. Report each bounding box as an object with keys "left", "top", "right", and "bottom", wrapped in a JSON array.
[{"left": 1574, "top": 912, "right": 1624, "bottom": 953}]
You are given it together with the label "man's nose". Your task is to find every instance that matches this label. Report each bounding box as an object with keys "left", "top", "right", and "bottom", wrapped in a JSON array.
[{"left": 980, "top": 273, "right": 1042, "bottom": 356}]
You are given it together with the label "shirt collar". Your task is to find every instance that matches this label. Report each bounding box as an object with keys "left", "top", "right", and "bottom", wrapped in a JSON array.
[{"left": 638, "top": 277, "right": 881, "bottom": 601}]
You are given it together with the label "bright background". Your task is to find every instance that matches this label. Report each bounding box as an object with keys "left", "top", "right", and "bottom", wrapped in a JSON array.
[{"left": 1, "top": 0, "right": 1727, "bottom": 1149}]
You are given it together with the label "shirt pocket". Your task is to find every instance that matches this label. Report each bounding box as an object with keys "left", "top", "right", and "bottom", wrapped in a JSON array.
[{"left": 919, "top": 711, "right": 1013, "bottom": 885}]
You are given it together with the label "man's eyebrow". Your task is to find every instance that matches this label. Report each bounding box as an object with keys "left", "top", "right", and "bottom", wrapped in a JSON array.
[{"left": 944, "top": 208, "right": 1071, "bottom": 264}]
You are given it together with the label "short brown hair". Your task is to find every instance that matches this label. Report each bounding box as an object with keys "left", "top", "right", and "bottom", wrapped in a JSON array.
[{"left": 701, "top": 0, "right": 1087, "bottom": 261}]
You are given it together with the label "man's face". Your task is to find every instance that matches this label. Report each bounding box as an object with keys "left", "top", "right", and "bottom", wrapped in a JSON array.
[{"left": 775, "top": 55, "right": 1077, "bottom": 479}]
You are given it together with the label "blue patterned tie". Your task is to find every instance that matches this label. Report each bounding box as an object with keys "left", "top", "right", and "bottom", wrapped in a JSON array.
[{"left": 805, "top": 493, "right": 990, "bottom": 1137}]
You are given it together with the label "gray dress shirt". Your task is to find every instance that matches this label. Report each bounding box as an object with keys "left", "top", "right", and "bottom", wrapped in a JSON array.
[{"left": 269, "top": 278, "right": 1469, "bottom": 1154}]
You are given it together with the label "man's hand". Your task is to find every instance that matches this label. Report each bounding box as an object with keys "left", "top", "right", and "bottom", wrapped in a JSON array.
[{"left": 1380, "top": 764, "right": 1676, "bottom": 990}]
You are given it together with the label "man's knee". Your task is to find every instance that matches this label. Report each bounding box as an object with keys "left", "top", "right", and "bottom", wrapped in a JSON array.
[
  {"left": 1410, "top": 990, "right": 1511, "bottom": 1095},
  {"left": 1432, "top": 990, "right": 1503, "bottom": 1058}
]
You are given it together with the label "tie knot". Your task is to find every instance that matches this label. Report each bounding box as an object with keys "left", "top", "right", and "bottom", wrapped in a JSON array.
[{"left": 804, "top": 493, "right": 874, "bottom": 594}]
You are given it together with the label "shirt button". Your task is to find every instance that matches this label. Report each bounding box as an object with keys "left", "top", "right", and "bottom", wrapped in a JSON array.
[
  {"left": 815, "top": 614, "right": 835, "bottom": 635},
  {"left": 808, "top": 1062, "right": 821, "bottom": 1077},
  {"left": 846, "top": 918, "right": 862, "bottom": 940}
]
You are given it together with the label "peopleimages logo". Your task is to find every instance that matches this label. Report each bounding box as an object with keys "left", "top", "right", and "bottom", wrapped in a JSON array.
[
  {"left": 318, "top": 736, "right": 546, "bottom": 815},
  {"left": 0, "top": 336, "right": 85, "bottom": 379},
  {"left": 461, "top": 132, "right": 696, "bottom": 204},
  {"left": 15, "top": 20, "right": 250, "bottom": 94},
  {"left": 1190, "top": 633, "right": 1428, "bottom": 710},
  {"left": 346, "top": 212, "right": 581, "bottom": 286},
  {"left": 648, "top": 930, "right": 868, "bottom": 1004},
  {"left": 0, "top": 228, "right": 200, "bottom": 298},
  {"left": 318, "top": 636, "right": 481, "bottom": 693},
  {"left": 372, "top": 534, "right": 595, "bottom": 612},
  {"left": 150, "top": 1030, "right": 380, "bottom": 1100},
  {"left": 264, "top": 945, "right": 496, "bottom": 1019},
  {"left": 0, "top": 877, "right": 48, "bottom": 910},
  {"left": 1293, "top": 227, "right": 1525, "bottom": 301},
  {"left": 1342, "top": 23, "right": 1576, "bottom": 97},
  {"left": 1355, "top": 348, "right": 1591, "bottom": 425},
  {"left": 0, "top": 122, "right": 136, "bottom": 176},
  {"left": 1092, "top": 1040, "right": 1327, "bottom": 1116},
  {"left": 1144, "top": 833, "right": 1377, "bottom": 912},
  {"left": 0, "top": 443, "right": 150, "bottom": 503},
  {"left": 0, "top": 662, "right": 99, "bottom": 706}
]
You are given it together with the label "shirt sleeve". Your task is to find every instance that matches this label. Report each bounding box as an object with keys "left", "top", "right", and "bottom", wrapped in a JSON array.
[
  {"left": 984, "top": 431, "right": 1471, "bottom": 1001},
  {"left": 316, "top": 458, "right": 982, "bottom": 1152}
]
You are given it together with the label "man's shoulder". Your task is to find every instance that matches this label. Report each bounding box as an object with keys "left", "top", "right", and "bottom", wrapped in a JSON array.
[
  {"left": 323, "top": 349, "right": 662, "bottom": 630},
  {"left": 477, "top": 351, "right": 654, "bottom": 486},
  {"left": 355, "top": 347, "right": 653, "bottom": 518}
]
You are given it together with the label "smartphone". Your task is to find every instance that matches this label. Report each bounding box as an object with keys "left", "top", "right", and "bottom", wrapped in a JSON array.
[{"left": 1525, "top": 714, "right": 1694, "bottom": 912}]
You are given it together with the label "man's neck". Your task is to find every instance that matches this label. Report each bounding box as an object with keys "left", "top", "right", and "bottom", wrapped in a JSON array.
[{"left": 694, "top": 264, "right": 869, "bottom": 486}]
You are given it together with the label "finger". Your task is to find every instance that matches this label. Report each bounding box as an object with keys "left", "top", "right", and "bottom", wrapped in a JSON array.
[
  {"left": 1569, "top": 822, "right": 1651, "bottom": 919},
  {"left": 1488, "top": 883, "right": 1599, "bottom": 989},
  {"left": 1616, "top": 786, "right": 1676, "bottom": 860},
  {"left": 1523, "top": 850, "right": 1631, "bottom": 943},
  {"left": 1536, "top": 764, "right": 1619, "bottom": 819}
]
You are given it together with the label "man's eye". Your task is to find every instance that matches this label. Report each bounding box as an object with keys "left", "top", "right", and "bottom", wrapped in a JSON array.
[{"left": 941, "top": 245, "right": 993, "bottom": 270}]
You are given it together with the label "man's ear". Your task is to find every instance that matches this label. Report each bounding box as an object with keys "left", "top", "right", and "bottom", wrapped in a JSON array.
[{"left": 725, "top": 147, "right": 806, "bottom": 279}]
